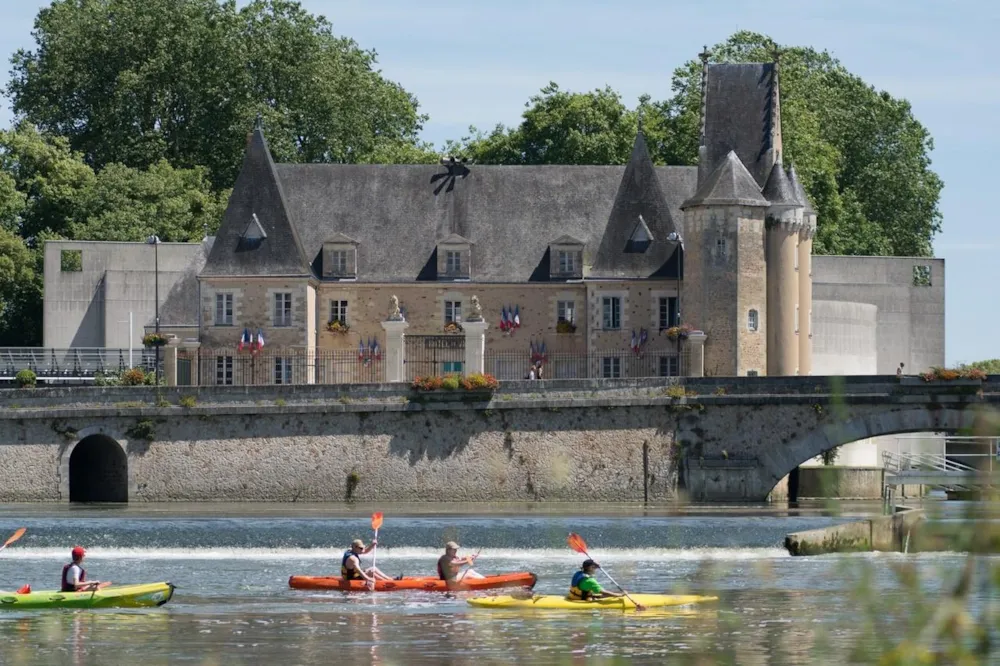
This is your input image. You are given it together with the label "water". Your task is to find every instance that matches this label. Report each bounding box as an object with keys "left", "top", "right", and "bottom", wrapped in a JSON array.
[{"left": 0, "top": 503, "right": 991, "bottom": 665}]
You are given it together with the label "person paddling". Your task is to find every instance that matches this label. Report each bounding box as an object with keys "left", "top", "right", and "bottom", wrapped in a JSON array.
[
  {"left": 569, "top": 559, "right": 624, "bottom": 601},
  {"left": 62, "top": 546, "right": 105, "bottom": 592},
  {"left": 342, "top": 539, "right": 391, "bottom": 588},
  {"left": 437, "top": 541, "right": 483, "bottom": 585}
]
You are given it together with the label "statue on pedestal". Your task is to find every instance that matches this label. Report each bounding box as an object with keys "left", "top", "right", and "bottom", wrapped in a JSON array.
[
  {"left": 388, "top": 295, "right": 404, "bottom": 321},
  {"left": 468, "top": 295, "right": 483, "bottom": 321}
]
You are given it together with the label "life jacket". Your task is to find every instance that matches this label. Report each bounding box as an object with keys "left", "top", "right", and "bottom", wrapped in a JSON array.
[
  {"left": 569, "top": 570, "right": 593, "bottom": 600},
  {"left": 61, "top": 563, "right": 85, "bottom": 592},
  {"left": 341, "top": 550, "right": 362, "bottom": 580},
  {"left": 437, "top": 558, "right": 446, "bottom": 581}
]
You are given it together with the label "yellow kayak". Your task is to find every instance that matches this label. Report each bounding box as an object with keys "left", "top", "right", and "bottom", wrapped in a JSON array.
[
  {"left": 467, "top": 593, "right": 718, "bottom": 610},
  {"left": 0, "top": 583, "right": 175, "bottom": 610}
]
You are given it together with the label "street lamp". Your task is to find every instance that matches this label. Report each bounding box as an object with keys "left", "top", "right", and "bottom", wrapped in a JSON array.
[
  {"left": 147, "top": 235, "right": 161, "bottom": 383},
  {"left": 667, "top": 231, "right": 684, "bottom": 375}
]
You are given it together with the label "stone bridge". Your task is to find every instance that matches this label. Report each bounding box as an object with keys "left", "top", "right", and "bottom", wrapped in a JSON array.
[{"left": 1, "top": 376, "right": 997, "bottom": 503}]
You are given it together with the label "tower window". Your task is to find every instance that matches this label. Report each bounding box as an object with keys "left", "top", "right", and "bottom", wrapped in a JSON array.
[
  {"left": 795, "top": 305, "right": 799, "bottom": 333},
  {"left": 715, "top": 238, "right": 727, "bottom": 260},
  {"left": 747, "top": 309, "right": 759, "bottom": 332}
]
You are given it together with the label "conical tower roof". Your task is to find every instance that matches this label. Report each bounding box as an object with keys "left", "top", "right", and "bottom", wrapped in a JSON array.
[
  {"left": 762, "top": 162, "right": 802, "bottom": 209},
  {"left": 681, "top": 151, "right": 768, "bottom": 209}
]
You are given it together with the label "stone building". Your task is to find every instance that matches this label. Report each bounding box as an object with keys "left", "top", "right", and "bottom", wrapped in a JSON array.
[{"left": 42, "top": 55, "right": 945, "bottom": 391}]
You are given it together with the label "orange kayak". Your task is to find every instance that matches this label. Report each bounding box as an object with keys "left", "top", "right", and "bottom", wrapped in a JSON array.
[{"left": 288, "top": 571, "right": 537, "bottom": 592}]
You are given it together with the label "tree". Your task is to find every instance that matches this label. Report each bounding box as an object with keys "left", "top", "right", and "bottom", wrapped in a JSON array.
[
  {"left": 0, "top": 227, "right": 41, "bottom": 346},
  {"left": 959, "top": 360, "right": 1000, "bottom": 375},
  {"left": 8, "top": 0, "right": 435, "bottom": 189}
]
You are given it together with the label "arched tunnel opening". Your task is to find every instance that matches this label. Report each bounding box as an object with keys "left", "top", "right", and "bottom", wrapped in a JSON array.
[{"left": 69, "top": 435, "right": 128, "bottom": 502}]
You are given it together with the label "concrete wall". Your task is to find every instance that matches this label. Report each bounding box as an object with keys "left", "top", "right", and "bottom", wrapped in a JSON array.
[
  {"left": 812, "top": 300, "right": 878, "bottom": 376},
  {"left": 43, "top": 240, "right": 211, "bottom": 348},
  {"left": 812, "top": 256, "right": 945, "bottom": 374},
  {"left": 796, "top": 467, "right": 884, "bottom": 499}
]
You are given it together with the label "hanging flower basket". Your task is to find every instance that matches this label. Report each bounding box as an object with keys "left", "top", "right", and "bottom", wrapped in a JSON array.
[
  {"left": 327, "top": 319, "right": 350, "bottom": 334},
  {"left": 142, "top": 333, "right": 168, "bottom": 347},
  {"left": 443, "top": 321, "right": 464, "bottom": 333},
  {"left": 556, "top": 319, "right": 576, "bottom": 334},
  {"left": 664, "top": 324, "right": 694, "bottom": 341}
]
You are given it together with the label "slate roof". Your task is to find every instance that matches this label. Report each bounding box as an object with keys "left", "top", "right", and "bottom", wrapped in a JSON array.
[
  {"left": 761, "top": 162, "right": 802, "bottom": 208},
  {"left": 201, "top": 130, "right": 312, "bottom": 277},
  {"left": 680, "top": 151, "right": 769, "bottom": 209},
  {"left": 786, "top": 164, "right": 816, "bottom": 215},
  {"left": 703, "top": 63, "right": 776, "bottom": 188}
]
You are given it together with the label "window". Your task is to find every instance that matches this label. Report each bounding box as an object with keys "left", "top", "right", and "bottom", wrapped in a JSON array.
[
  {"left": 715, "top": 238, "right": 727, "bottom": 260},
  {"left": 557, "top": 300, "right": 575, "bottom": 324},
  {"left": 329, "top": 250, "right": 348, "bottom": 274},
  {"left": 602, "top": 296, "right": 621, "bottom": 330},
  {"left": 794, "top": 242, "right": 799, "bottom": 270},
  {"left": 443, "top": 361, "right": 463, "bottom": 374},
  {"left": 808, "top": 309, "right": 812, "bottom": 337},
  {"left": 747, "top": 369, "right": 759, "bottom": 377},
  {"left": 795, "top": 305, "right": 799, "bottom": 333},
  {"left": 330, "top": 299, "right": 348, "bottom": 324},
  {"left": 445, "top": 251, "right": 461, "bottom": 275},
  {"left": 445, "top": 300, "right": 462, "bottom": 323},
  {"left": 557, "top": 250, "right": 575, "bottom": 274},
  {"left": 215, "top": 293, "right": 234, "bottom": 326},
  {"left": 659, "top": 355, "right": 679, "bottom": 377},
  {"left": 747, "top": 309, "right": 758, "bottom": 332},
  {"left": 659, "top": 297, "right": 678, "bottom": 330},
  {"left": 215, "top": 356, "right": 233, "bottom": 385},
  {"left": 602, "top": 357, "right": 622, "bottom": 378},
  {"left": 60, "top": 249, "right": 82, "bottom": 272},
  {"left": 274, "top": 357, "right": 293, "bottom": 385},
  {"left": 913, "top": 265, "right": 931, "bottom": 287},
  {"left": 274, "top": 293, "right": 292, "bottom": 327}
]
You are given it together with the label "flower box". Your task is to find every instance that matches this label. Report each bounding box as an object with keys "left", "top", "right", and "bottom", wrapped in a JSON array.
[
  {"left": 663, "top": 324, "right": 694, "bottom": 341},
  {"left": 556, "top": 319, "right": 577, "bottom": 334},
  {"left": 443, "top": 322, "right": 464, "bottom": 333},
  {"left": 142, "top": 333, "right": 168, "bottom": 347},
  {"left": 327, "top": 319, "right": 350, "bottom": 334}
]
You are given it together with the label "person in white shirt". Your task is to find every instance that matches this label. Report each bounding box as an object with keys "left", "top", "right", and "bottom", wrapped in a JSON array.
[{"left": 61, "top": 546, "right": 105, "bottom": 592}]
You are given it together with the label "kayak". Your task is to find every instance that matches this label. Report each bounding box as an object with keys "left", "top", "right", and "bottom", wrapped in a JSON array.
[
  {"left": 289, "top": 572, "right": 537, "bottom": 592},
  {"left": 0, "top": 583, "right": 175, "bottom": 610},
  {"left": 467, "top": 593, "right": 718, "bottom": 610}
]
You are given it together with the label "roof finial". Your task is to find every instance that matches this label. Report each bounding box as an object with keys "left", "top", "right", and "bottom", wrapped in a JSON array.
[
  {"left": 699, "top": 45, "right": 711, "bottom": 63},
  {"left": 254, "top": 112, "right": 264, "bottom": 131},
  {"left": 637, "top": 106, "right": 644, "bottom": 134},
  {"left": 771, "top": 45, "right": 782, "bottom": 65}
]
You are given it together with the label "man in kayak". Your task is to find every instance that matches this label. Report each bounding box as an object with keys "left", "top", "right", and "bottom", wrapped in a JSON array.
[
  {"left": 569, "top": 559, "right": 624, "bottom": 601},
  {"left": 437, "top": 541, "right": 483, "bottom": 584},
  {"left": 62, "top": 546, "right": 105, "bottom": 592},
  {"left": 342, "top": 539, "right": 391, "bottom": 587}
]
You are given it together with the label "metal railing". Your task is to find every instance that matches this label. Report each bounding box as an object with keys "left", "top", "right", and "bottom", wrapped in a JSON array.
[
  {"left": 484, "top": 350, "right": 685, "bottom": 381},
  {"left": 882, "top": 450, "right": 982, "bottom": 474},
  {"left": 0, "top": 348, "right": 156, "bottom": 381},
  {"left": 196, "top": 349, "right": 385, "bottom": 386}
]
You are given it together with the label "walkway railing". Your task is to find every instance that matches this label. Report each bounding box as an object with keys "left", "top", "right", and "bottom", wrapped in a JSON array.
[
  {"left": 0, "top": 348, "right": 155, "bottom": 381},
  {"left": 484, "top": 350, "right": 685, "bottom": 381}
]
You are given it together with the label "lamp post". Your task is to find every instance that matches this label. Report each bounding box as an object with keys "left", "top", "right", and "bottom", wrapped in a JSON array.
[
  {"left": 667, "top": 231, "right": 684, "bottom": 375},
  {"left": 147, "top": 235, "right": 160, "bottom": 383}
]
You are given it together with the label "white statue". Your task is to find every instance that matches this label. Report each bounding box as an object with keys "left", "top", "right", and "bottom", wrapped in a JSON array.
[{"left": 388, "top": 295, "right": 403, "bottom": 321}]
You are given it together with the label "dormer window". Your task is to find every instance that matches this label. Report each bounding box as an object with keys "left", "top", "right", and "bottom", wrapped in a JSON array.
[
  {"left": 625, "top": 214, "right": 654, "bottom": 253},
  {"left": 437, "top": 234, "right": 472, "bottom": 280},
  {"left": 322, "top": 233, "right": 358, "bottom": 279},
  {"left": 548, "top": 235, "right": 584, "bottom": 280}
]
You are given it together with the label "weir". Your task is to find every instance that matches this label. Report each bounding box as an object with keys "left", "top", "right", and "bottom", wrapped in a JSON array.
[{"left": 0, "top": 375, "right": 997, "bottom": 503}]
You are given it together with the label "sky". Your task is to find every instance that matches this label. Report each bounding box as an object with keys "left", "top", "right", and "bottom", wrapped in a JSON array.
[{"left": 0, "top": 1, "right": 993, "bottom": 365}]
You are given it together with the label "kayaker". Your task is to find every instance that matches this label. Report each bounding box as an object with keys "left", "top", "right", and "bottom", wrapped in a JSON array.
[
  {"left": 569, "top": 559, "right": 624, "bottom": 601},
  {"left": 61, "top": 546, "right": 104, "bottom": 592},
  {"left": 342, "top": 539, "right": 391, "bottom": 587},
  {"left": 437, "top": 541, "right": 483, "bottom": 582}
]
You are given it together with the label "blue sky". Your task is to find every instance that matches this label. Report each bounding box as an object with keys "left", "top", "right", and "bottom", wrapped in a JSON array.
[{"left": 0, "top": 1, "right": 993, "bottom": 365}]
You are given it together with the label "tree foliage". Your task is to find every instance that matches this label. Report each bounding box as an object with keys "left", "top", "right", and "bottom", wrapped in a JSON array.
[
  {"left": 8, "top": 0, "right": 436, "bottom": 189},
  {"left": 959, "top": 360, "right": 1000, "bottom": 375},
  {"left": 451, "top": 32, "right": 942, "bottom": 257}
]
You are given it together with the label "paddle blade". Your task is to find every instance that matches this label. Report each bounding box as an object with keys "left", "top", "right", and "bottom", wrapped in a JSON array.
[
  {"left": 567, "top": 532, "right": 588, "bottom": 554},
  {"left": 3, "top": 528, "right": 26, "bottom": 548},
  {"left": 371, "top": 512, "right": 383, "bottom": 530}
]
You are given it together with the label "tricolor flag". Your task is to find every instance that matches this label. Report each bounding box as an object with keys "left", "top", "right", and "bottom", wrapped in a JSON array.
[
  {"left": 500, "top": 306, "right": 509, "bottom": 332},
  {"left": 372, "top": 338, "right": 381, "bottom": 360},
  {"left": 238, "top": 327, "right": 251, "bottom": 351},
  {"left": 639, "top": 328, "right": 648, "bottom": 346},
  {"left": 358, "top": 339, "right": 366, "bottom": 360},
  {"left": 255, "top": 328, "right": 266, "bottom": 351},
  {"left": 630, "top": 330, "right": 638, "bottom": 352},
  {"left": 513, "top": 305, "right": 521, "bottom": 328}
]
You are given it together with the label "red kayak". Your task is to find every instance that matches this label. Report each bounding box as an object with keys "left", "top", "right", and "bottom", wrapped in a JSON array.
[{"left": 288, "top": 571, "right": 537, "bottom": 592}]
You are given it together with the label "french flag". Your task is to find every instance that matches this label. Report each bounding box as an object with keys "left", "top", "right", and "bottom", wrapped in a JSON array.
[
  {"left": 513, "top": 305, "right": 520, "bottom": 328},
  {"left": 238, "top": 328, "right": 251, "bottom": 351},
  {"left": 372, "top": 338, "right": 381, "bottom": 360},
  {"left": 500, "top": 306, "right": 508, "bottom": 332},
  {"left": 358, "top": 339, "right": 366, "bottom": 360},
  {"left": 255, "top": 328, "right": 265, "bottom": 351},
  {"left": 630, "top": 330, "right": 638, "bottom": 352}
]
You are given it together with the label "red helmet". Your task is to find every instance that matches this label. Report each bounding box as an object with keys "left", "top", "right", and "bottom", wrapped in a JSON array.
[{"left": 71, "top": 546, "right": 85, "bottom": 560}]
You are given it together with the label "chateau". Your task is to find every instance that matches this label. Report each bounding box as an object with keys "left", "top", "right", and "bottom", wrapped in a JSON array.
[{"left": 43, "top": 56, "right": 945, "bottom": 387}]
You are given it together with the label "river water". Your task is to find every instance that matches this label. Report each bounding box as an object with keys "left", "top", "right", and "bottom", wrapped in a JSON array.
[{"left": 0, "top": 502, "right": 992, "bottom": 665}]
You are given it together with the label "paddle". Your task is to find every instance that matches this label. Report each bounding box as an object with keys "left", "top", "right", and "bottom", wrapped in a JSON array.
[
  {"left": 368, "top": 512, "right": 383, "bottom": 591},
  {"left": 455, "top": 548, "right": 482, "bottom": 586},
  {"left": 567, "top": 533, "right": 645, "bottom": 611},
  {"left": 0, "top": 528, "right": 26, "bottom": 554}
]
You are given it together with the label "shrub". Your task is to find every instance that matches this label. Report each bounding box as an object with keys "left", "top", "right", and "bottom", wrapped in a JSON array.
[
  {"left": 664, "top": 385, "right": 686, "bottom": 399},
  {"left": 556, "top": 319, "right": 577, "bottom": 334},
  {"left": 179, "top": 395, "right": 197, "bottom": 408},
  {"left": 921, "top": 367, "right": 986, "bottom": 382},
  {"left": 412, "top": 375, "right": 444, "bottom": 391},
  {"left": 460, "top": 373, "right": 500, "bottom": 391},
  {"left": 327, "top": 319, "right": 350, "bottom": 334},
  {"left": 121, "top": 367, "right": 148, "bottom": 386},
  {"left": 142, "top": 333, "right": 168, "bottom": 346},
  {"left": 15, "top": 369, "right": 36, "bottom": 388},
  {"left": 441, "top": 374, "right": 461, "bottom": 391},
  {"left": 961, "top": 367, "right": 987, "bottom": 381},
  {"left": 413, "top": 373, "right": 499, "bottom": 392}
]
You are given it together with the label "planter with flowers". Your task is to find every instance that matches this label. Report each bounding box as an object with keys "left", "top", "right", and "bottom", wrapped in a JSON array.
[
  {"left": 142, "top": 333, "right": 168, "bottom": 347},
  {"left": 556, "top": 319, "right": 577, "bottom": 334},
  {"left": 664, "top": 324, "right": 694, "bottom": 341},
  {"left": 327, "top": 319, "right": 350, "bottom": 335},
  {"left": 899, "top": 366, "right": 986, "bottom": 392},
  {"left": 443, "top": 321, "right": 464, "bottom": 334}
]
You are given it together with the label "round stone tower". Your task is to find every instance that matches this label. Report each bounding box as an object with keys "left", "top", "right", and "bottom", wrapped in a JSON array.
[
  {"left": 787, "top": 165, "right": 816, "bottom": 375},
  {"left": 762, "top": 162, "right": 803, "bottom": 376}
]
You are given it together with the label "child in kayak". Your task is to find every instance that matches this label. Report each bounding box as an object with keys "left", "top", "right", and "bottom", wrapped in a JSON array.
[
  {"left": 62, "top": 546, "right": 107, "bottom": 592},
  {"left": 342, "top": 539, "right": 391, "bottom": 588},
  {"left": 569, "top": 560, "right": 624, "bottom": 601},
  {"left": 438, "top": 541, "right": 483, "bottom": 583}
]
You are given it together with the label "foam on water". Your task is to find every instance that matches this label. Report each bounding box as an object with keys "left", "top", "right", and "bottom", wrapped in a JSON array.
[{"left": 0, "top": 546, "right": 790, "bottom": 561}]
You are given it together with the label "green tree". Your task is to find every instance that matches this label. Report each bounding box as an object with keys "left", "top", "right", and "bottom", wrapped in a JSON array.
[
  {"left": 959, "top": 360, "right": 1000, "bottom": 375},
  {"left": 8, "top": 0, "right": 435, "bottom": 189},
  {"left": 0, "top": 227, "right": 41, "bottom": 346}
]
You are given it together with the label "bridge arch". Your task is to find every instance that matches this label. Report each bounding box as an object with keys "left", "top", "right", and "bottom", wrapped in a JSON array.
[
  {"left": 762, "top": 406, "right": 978, "bottom": 498},
  {"left": 59, "top": 427, "right": 131, "bottom": 502}
]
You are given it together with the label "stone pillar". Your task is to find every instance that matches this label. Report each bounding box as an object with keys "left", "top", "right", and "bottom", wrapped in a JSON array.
[
  {"left": 462, "top": 321, "right": 489, "bottom": 375},
  {"left": 163, "top": 339, "right": 179, "bottom": 387},
  {"left": 798, "top": 225, "right": 814, "bottom": 376},
  {"left": 183, "top": 341, "right": 201, "bottom": 386},
  {"left": 381, "top": 319, "right": 409, "bottom": 383},
  {"left": 686, "top": 330, "right": 707, "bottom": 377}
]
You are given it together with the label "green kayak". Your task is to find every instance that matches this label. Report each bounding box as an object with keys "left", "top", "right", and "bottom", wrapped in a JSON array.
[{"left": 0, "top": 582, "right": 175, "bottom": 609}]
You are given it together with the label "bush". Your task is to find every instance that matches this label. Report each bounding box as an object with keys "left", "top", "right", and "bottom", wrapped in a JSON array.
[
  {"left": 460, "top": 373, "right": 500, "bottom": 390},
  {"left": 413, "top": 373, "right": 499, "bottom": 392},
  {"left": 121, "top": 367, "right": 148, "bottom": 386},
  {"left": 15, "top": 369, "right": 36, "bottom": 388},
  {"left": 178, "top": 395, "right": 197, "bottom": 408},
  {"left": 921, "top": 367, "right": 986, "bottom": 382},
  {"left": 441, "top": 374, "right": 461, "bottom": 391},
  {"left": 412, "top": 375, "right": 444, "bottom": 391}
]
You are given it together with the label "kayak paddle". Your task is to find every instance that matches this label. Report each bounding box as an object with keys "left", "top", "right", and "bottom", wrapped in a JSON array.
[
  {"left": 455, "top": 548, "right": 482, "bottom": 586},
  {"left": 567, "top": 532, "right": 645, "bottom": 611},
  {"left": 0, "top": 528, "right": 26, "bottom": 554},
  {"left": 370, "top": 512, "right": 383, "bottom": 571}
]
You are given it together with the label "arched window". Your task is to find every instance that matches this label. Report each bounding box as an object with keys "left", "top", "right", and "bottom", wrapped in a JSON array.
[{"left": 747, "top": 309, "right": 759, "bottom": 332}]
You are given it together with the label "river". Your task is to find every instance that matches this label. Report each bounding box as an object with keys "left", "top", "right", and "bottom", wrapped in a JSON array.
[{"left": 0, "top": 502, "right": 991, "bottom": 665}]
